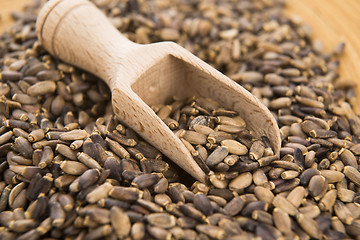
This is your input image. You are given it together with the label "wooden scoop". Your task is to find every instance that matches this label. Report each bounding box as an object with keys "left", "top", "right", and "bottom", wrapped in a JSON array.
[{"left": 36, "top": 0, "right": 281, "bottom": 182}]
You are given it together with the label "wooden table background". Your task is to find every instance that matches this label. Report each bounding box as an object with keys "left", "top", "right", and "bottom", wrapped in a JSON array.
[{"left": 1, "top": 0, "right": 360, "bottom": 111}]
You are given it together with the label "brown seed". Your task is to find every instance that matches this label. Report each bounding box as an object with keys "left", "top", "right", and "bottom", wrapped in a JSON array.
[
  {"left": 296, "top": 213, "right": 321, "bottom": 239},
  {"left": 273, "top": 208, "right": 292, "bottom": 235},
  {"left": 146, "top": 213, "right": 176, "bottom": 228},
  {"left": 271, "top": 160, "right": 302, "bottom": 171},
  {"left": 27, "top": 129, "right": 45, "bottom": 143},
  {"left": 249, "top": 140, "right": 265, "bottom": 160},
  {"left": 221, "top": 139, "right": 248, "bottom": 155},
  {"left": 337, "top": 187, "right": 355, "bottom": 202},
  {"left": 86, "top": 182, "right": 113, "bottom": 203},
  {"left": 295, "top": 95, "right": 324, "bottom": 109},
  {"left": 196, "top": 224, "right": 226, "bottom": 240},
  {"left": 343, "top": 166, "right": 360, "bottom": 186},
  {"left": 334, "top": 200, "right": 354, "bottom": 224},
  {"left": 340, "top": 149, "right": 358, "bottom": 169},
  {"left": 56, "top": 144, "right": 77, "bottom": 160},
  {"left": 13, "top": 137, "right": 33, "bottom": 158},
  {"left": 0, "top": 131, "right": 13, "bottom": 145},
  {"left": 131, "top": 222, "right": 146, "bottom": 240},
  {"left": 110, "top": 206, "right": 131, "bottom": 238},
  {"left": 147, "top": 225, "right": 172, "bottom": 240},
  {"left": 55, "top": 174, "right": 77, "bottom": 189},
  {"left": 193, "top": 124, "right": 215, "bottom": 135},
  {"left": 132, "top": 173, "right": 160, "bottom": 189},
  {"left": 27, "top": 81, "right": 56, "bottom": 96},
  {"left": 77, "top": 152, "right": 102, "bottom": 170},
  {"left": 286, "top": 186, "right": 306, "bottom": 208},
  {"left": 183, "top": 130, "right": 207, "bottom": 145},
  {"left": 308, "top": 175, "right": 328, "bottom": 200},
  {"left": 8, "top": 219, "right": 37, "bottom": 233},
  {"left": 60, "top": 160, "right": 88, "bottom": 175},
  {"left": 229, "top": 172, "right": 252, "bottom": 191},
  {"left": 320, "top": 169, "right": 344, "bottom": 183},
  {"left": 8, "top": 182, "right": 27, "bottom": 208},
  {"left": 39, "top": 146, "right": 54, "bottom": 169},
  {"left": 50, "top": 201, "right": 66, "bottom": 228},
  {"left": 209, "top": 172, "right": 228, "bottom": 189},
  {"left": 107, "top": 131, "right": 137, "bottom": 146},
  {"left": 223, "top": 196, "right": 244, "bottom": 216},
  {"left": 207, "top": 131, "right": 233, "bottom": 144},
  {"left": 319, "top": 189, "right": 337, "bottom": 211},
  {"left": 206, "top": 147, "right": 229, "bottom": 167},
  {"left": 178, "top": 202, "right": 205, "bottom": 221},
  {"left": 272, "top": 195, "right": 298, "bottom": 216},
  {"left": 281, "top": 170, "right": 299, "bottom": 180},
  {"left": 109, "top": 186, "right": 142, "bottom": 202},
  {"left": 254, "top": 186, "right": 274, "bottom": 203},
  {"left": 191, "top": 150, "right": 210, "bottom": 175},
  {"left": 105, "top": 137, "right": 130, "bottom": 159},
  {"left": 269, "top": 97, "right": 292, "bottom": 109},
  {"left": 193, "top": 193, "right": 213, "bottom": 216},
  {"left": 83, "top": 224, "right": 112, "bottom": 240},
  {"left": 215, "top": 124, "right": 245, "bottom": 133},
  {"left": 299, "top": 205, "right": 320, "bottom": 219},
  {"left": 252, "top": 209, "right": 273, "bottom": 225}
]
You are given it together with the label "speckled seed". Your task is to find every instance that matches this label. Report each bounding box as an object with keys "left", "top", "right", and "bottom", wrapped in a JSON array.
[
  {"left": 193, "top": 194, "right": 213, "bottom": 216},
  {"left": 206, "top": 147, "right": 229, "bottom": 167},
  {"left": 343, "top": 166, "right": 360, "bottom": 187},
  {"left": 223, "top": 196, "right": 244, "bottom": 216},
  {"left": 308, "top": 175, "right": 328, "bottom": 200},
  {"left": 340, "top": 149, "right": 358, "bottom": 168},
  {"left": 147, "top": 225, "right": 172, "bottom": 240}
]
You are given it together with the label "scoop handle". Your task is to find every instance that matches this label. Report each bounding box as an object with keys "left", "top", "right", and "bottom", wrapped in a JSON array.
[
  {"left": 36, "top": 0, "right": 208, "bottom": 182},
  {"left": 36, "top": 0, "right": 139, "bottom": 85}
]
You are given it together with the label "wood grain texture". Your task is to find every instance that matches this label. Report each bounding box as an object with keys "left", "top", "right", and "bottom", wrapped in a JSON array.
[
  {"left": 285, "top": 0, "right": 360, "bottom": 111},
  {"left": 37, "top": 0, "right": 281, "bottom": 181},
  {"left": 0, "top": 0, "right": 32, "bottom": 33}
]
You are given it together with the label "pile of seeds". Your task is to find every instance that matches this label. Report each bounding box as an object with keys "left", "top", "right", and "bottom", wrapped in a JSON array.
[{"left": 1, "top": 0, "right": 360, "bottom": 239}]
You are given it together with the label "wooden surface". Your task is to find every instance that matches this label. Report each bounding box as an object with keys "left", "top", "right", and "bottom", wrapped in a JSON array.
[
  {"left": 37, "top": 0, "right": 281, "bottom": 181},
  {"left": 0, "top": 0, "right": 32, "bottom": 33},
  {"left": 284, "top": 0, "right": 360, "bottom": 112}
]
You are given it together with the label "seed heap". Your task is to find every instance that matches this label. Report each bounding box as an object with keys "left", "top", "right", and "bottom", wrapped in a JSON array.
[{"left": 1, "top": 0, "right": 360, "bottom": 239}]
